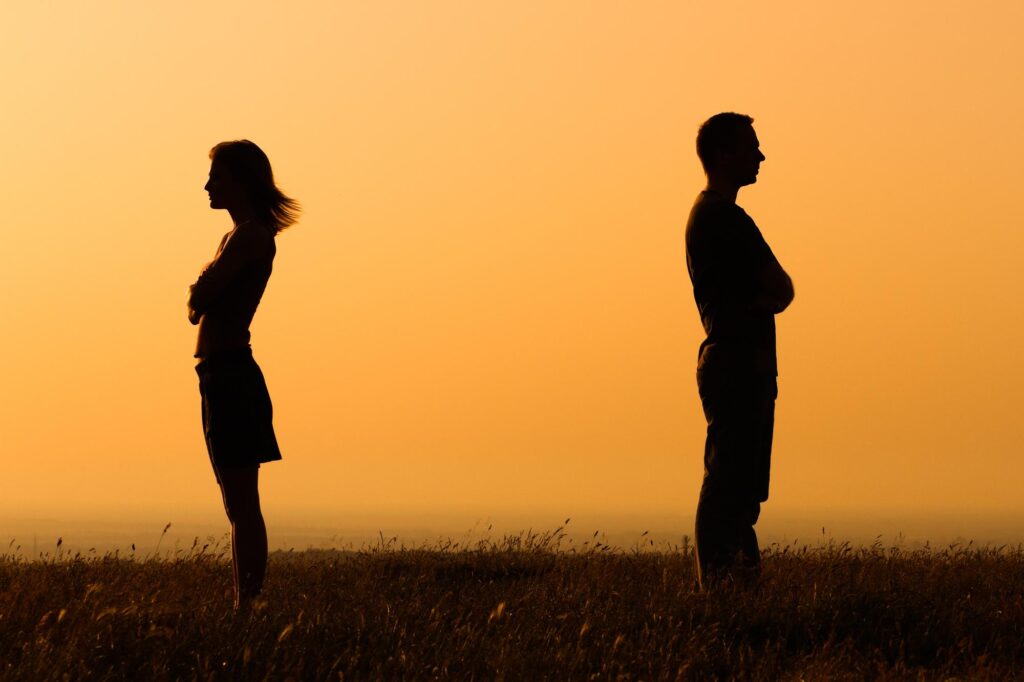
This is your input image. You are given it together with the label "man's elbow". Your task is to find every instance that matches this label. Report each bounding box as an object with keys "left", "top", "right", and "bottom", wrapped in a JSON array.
[{"left": 775, "top": 278, "right": 795, "bottom": 313}]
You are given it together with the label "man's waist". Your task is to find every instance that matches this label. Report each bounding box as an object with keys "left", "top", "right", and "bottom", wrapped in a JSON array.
[
  {"left": 697, "top": 341, "right": 777, "bottom": 375},
  {"left": 195, "top": 345, "right": 254, "bottom": 371}
]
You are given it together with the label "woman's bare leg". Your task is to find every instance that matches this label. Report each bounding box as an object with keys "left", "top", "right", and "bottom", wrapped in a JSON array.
[{"left": 216, "top": 466, "right": 267, "bottom": 607}]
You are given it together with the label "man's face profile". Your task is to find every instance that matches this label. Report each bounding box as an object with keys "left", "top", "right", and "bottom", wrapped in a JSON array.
[{"left": 716, "top": 125, "right": 766, "bottom": 188}]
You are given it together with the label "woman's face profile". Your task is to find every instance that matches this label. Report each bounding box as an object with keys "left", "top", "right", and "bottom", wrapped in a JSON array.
[{"left": 204, "top": 160, "right": 247, "bottom": 211}]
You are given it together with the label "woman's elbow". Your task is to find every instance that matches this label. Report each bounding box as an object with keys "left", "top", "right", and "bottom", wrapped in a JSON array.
[{"left": 187, "top": 286, "right": 205, "bottom": 322}]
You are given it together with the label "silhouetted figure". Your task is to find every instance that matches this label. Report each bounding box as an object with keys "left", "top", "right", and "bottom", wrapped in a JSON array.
[
  {"left": 685, "top": 113, "right": 793, "bottom": 589},
  {"left": 188, "top": 140, "right": 299, "bottom": 609}
]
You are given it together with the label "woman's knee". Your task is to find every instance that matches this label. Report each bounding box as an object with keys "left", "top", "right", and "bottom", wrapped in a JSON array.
[
  {"left": 223, "top": 495, "right": 262, "bottom": 524},
  {"left": 217, "top": 467, "right": 261, "bottom": 522}
]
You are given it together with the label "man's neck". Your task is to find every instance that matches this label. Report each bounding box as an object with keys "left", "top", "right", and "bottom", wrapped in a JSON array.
[{"left": 703, "top": 180, "right": 739, "bottom": 204}]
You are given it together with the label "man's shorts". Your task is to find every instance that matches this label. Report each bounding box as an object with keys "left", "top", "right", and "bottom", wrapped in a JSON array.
[
  {"left": 696, "top": 367, "right": 777, "bottom": 504},
  {"left": 196, "top": 348, "right": 282, "bottom": 473}
]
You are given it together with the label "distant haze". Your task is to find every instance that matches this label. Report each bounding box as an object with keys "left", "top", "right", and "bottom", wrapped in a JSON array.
[
  {"left": 2, "top": 3, "right": 1023, "bottom": 539},
  {"left": 4, "top": 505, "right": 1023, "bottom": 558}
]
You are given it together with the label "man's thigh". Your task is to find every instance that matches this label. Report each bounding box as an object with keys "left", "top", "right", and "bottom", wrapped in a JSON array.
[{"left": 698, "top": 370, "right": 776, "bottom": 502}]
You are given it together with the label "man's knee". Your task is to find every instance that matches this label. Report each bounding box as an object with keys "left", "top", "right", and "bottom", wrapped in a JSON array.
[{"left": 698, "top": 486, "right": 760, "bottom": 525}]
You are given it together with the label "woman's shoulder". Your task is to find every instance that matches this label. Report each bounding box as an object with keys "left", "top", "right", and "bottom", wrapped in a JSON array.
[{"left": 227, "top": 221, "right": 276, "bottom": 257}]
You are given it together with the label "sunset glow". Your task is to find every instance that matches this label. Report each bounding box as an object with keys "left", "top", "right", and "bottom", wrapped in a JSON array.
[{"left": 2, "top": 2, "right": 1023, "bottom": 539}]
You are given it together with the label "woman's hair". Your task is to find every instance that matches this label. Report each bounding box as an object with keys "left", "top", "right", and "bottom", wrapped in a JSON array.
[{"left": 209, "top": 140, "right": 300, "bottom": 234}]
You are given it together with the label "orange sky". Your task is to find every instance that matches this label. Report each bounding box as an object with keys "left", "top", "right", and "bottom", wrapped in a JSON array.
[{"left": 2, "top": 2, "right": 1023, "bottom": 532}]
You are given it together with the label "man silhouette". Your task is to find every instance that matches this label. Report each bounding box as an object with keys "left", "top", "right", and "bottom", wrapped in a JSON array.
[{"left": 685, "top": 113, "right": 794, "bottom": 588}]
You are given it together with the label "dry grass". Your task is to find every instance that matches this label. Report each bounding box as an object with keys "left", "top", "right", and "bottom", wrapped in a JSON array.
[{"left": 2, "top": 528, "right": 1023, "bottom": 680}]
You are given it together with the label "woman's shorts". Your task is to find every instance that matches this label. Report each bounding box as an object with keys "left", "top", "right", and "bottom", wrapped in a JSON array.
[{"left": 196, "top": 348, "right": 282, "bottom": 472}]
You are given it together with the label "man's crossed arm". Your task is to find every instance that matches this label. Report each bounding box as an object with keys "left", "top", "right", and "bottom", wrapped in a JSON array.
[{"left": 753, "top": 256, "right": 794, "bottom": 314}]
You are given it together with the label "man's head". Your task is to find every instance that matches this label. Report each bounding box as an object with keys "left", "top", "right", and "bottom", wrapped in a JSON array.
[{"left": 696, "top": 113, "right": 765, "bottom": 188}]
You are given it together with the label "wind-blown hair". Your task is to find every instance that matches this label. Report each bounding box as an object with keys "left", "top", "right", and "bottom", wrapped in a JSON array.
[
  {"left": 696, "top": 113, "right": 754, "bottom": 173},
  {"left": 209, "top": 140, "right": 300, "bottom": 234}
]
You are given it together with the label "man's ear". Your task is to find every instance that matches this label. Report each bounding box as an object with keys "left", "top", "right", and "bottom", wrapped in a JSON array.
[{"left": 710, "top": 148, "right": 731, "bottom": 170}]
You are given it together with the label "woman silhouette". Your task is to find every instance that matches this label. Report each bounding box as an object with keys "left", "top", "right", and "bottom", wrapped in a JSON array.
[{"left": 188, "top": 140, "right": 299, "bottom": 608}]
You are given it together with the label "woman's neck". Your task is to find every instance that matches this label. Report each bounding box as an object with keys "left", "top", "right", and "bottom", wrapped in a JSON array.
[{"left": 227, "top": 205, "right": 260, "bottom": 228}]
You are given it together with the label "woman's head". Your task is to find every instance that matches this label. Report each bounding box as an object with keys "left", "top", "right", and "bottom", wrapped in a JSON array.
[{"left": 205, "top": 140, "right": 300, "bottom": 234}]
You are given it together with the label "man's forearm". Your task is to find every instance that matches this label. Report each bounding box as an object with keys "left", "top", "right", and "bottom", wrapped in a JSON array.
[
  {"left": 768, "top": 270, "right": 794, "bottom": 309},
  {"left": 753, "top": 288, "right": 792, "bottom": 314},
  {"left": 754, "top": 263, "right": 794, "bottom": 313}
]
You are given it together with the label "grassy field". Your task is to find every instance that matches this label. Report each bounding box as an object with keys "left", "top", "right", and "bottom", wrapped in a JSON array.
[{"left": 2, "top": 529, "right": 1023, "bottom": 680}]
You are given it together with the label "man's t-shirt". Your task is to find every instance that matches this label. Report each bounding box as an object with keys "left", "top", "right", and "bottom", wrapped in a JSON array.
[{"left": 685, "top": 190, "right": 779, "bottom": 376}]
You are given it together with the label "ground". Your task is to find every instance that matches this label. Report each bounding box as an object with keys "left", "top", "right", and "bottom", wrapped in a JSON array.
[{"left": 2, "top": 531, "right": 1023, "bottom": 680}]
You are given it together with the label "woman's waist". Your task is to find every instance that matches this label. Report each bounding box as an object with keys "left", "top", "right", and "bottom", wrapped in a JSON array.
[{"left": 195, "top": 315, "right": 253, "bottom": 359}]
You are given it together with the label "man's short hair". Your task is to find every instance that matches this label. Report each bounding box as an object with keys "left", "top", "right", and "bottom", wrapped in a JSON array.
[{"left": 696, "top": 112, "right": 754, "bottom": 172}]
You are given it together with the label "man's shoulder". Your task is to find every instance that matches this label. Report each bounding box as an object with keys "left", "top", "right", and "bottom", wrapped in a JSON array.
[
  {"left": 690, "top": 192, "right": 746, "bottom": 223},
  {"left": 687, "top": 193, "right": 743, "bottom": 244}
]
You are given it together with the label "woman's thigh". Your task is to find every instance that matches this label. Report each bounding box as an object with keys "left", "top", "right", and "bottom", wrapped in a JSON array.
[{"left": 216, "top": 466, "right": 261, "bottom": 518}]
